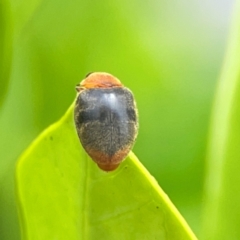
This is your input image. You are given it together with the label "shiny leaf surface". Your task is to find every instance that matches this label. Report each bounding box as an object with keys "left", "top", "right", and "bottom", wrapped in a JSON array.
[{"left": 16, "top": 104, "right": 197, "bottom": 240}]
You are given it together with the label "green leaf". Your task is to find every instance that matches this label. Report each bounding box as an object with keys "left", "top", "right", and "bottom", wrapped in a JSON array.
[
  {"left": 0, "top": 0, "right": 12, "bottom": 106},
  {"left": 202, "top": 3, "right": 240, "bottom": 240},
  {"left": 16, "top": 103, "right": 197, "bottom": 240}
]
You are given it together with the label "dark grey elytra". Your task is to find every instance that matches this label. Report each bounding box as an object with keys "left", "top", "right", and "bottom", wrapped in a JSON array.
[{"left": 74, "top": 87, "right": 138, "bottom": 171}]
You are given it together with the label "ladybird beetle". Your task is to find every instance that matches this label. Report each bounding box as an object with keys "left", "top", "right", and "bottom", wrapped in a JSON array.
[{"left": 74, "top": 72, "right": 139, "bottom": 171}]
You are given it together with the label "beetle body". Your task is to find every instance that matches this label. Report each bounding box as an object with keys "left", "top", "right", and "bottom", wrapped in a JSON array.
[{"left": 74, "top": 72, "right": 138, "bottom": 171}]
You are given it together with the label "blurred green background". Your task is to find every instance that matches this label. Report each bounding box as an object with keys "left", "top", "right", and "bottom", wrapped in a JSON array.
[{"left": 0, "top": 0, "right": 236, "bottom": 239}]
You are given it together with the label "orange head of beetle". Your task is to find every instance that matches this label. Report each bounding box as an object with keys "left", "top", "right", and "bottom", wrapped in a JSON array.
[{"left": 75, "top": 72, "right": 123, "bottom": 92}]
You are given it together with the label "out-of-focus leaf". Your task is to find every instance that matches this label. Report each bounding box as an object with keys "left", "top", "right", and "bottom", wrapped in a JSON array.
[
  {"left": 16, "top": 104, "right": 197, "bottom": 240},
  {"left": 0, "top": 0, "right": 12, "bottom": 106},
  {"left": 202, "top": 3, "right": 240, "bottom": 240}
]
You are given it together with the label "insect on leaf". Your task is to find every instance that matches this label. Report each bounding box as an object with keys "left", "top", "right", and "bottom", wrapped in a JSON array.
[{"left": 16, "top": 103, "right": 197, "bottom": 240}]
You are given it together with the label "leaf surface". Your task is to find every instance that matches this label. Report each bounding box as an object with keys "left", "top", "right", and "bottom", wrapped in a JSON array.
[
  {"left": 0, "top": 0, "right": 12, "bottom": 106},
  {"left": 202, "top": 2, "right": 240, "bottom": 239},
  {"left": 16, "top": 104, "right": 197, "bottom": 240}
]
